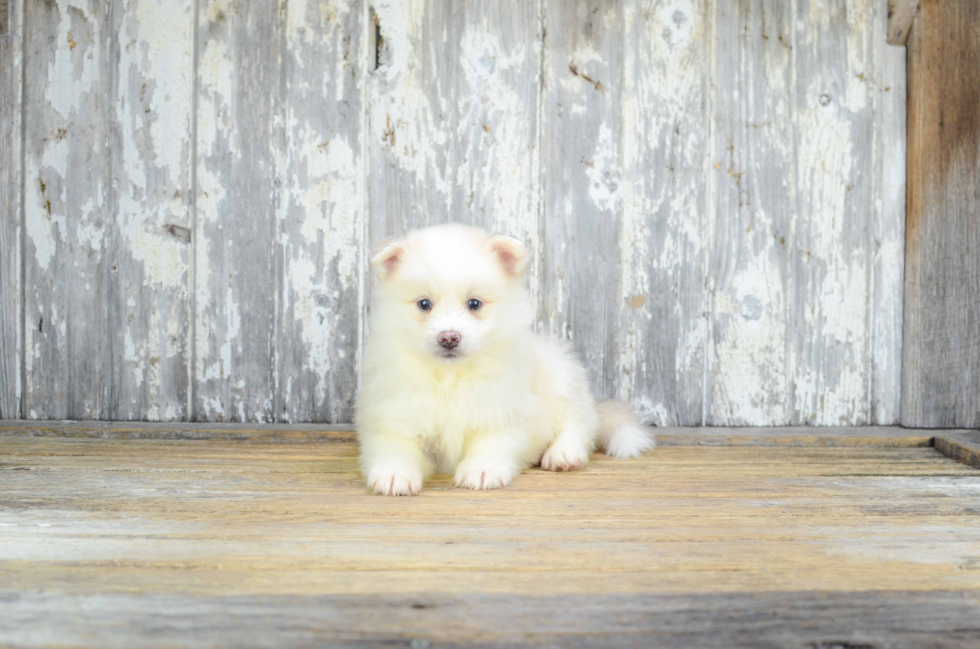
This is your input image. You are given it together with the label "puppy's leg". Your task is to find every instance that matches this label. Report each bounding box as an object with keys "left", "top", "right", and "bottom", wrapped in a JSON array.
[
  {"left": 360, "top": 432, "right": 433, "bottom": 496},
  {"left": 533, "top": 337, "right": 600, "bottom": 471},
  {"left": 454, "top": 429, "right": 527, "bottom": 491},
  {"left": 540, "top": 419, "right": 594, "bottom": 471},
  {"left": 540, "top": 391, "right": 600, "bottom": 472}
]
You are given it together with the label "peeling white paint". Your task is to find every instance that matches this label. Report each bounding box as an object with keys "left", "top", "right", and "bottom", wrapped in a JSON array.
[
  {"left": 286, "top": 256, "right": 334, "bottom": 381},
  {"left": 793, "top": 70, "right": 868, "bottom": 425},
  {"left": 194, "top": 1, "right": 235, "bottom": 414},
  {"left": 711, "top": 262, "right": 790, "bottom": 426},
  {"left": 617, "top": 0, "right": 707, "bottom": 421},
  {"left": 44, "top": 1, "right": 101, "bottom": 121},
  {"left": 116, "top": 0, "right": 193, "bottom": 291},
  {"left": 17, "top": 0, "right": 905, "bottom": 426},
  {"left": 23, "top": 0, "right": 111, "bottom": 417},
  {"left": 25, "top": 186, "right": 61, "bottom": 273},
  {"left": 585, "top": 124, "right": 620, "bottom": 214},
  {"left": 369, "top": 0, "right": 455, "bottom": 212},
  {"left": 292, "top": 133, "right": 359, "bottom": 280}
]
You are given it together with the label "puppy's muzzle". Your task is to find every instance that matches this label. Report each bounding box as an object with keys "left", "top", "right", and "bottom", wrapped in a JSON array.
[{"left": 438, "top": 331, "right": 462, "bottom": 350}]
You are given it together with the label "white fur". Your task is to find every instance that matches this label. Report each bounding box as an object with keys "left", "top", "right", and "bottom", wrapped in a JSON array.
[{"left": 356, "top": 225, "right": 654, "bottom": 496}]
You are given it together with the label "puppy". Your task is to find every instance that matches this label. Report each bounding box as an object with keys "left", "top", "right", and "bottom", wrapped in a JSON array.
[{"left": 356, "top": 224, "right": 654, "bottom": 496}]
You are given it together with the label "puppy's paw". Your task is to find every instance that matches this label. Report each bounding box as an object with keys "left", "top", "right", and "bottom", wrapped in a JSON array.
[
  {"left": 540, "top": 439, "right": 591, "bottom": 472},
  {"left": 366, "top": 463, "right": 424, "bottom": 496},
  {"left": 454, "top": 460, "right": 516, "bottom": 491}
]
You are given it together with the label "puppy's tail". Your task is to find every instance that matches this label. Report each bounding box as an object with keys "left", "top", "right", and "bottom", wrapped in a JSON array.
[{"left": 594, "top": 400, "right": 655, "bottom": 459}]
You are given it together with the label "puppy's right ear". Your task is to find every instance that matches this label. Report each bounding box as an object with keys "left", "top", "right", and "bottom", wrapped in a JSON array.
[
  {"left": 370, "top": 239, "right": 404, "bottom": 278},
  {"left": 488, "top": 235, "right": 528, "bottom": 278}
]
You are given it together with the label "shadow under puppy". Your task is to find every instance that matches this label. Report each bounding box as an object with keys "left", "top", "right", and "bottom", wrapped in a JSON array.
[{"left": 356, "top": 225, "right": 654, "bottom": 495}]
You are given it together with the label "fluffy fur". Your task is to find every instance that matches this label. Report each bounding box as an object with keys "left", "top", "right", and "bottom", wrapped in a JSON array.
[{"left": 356, "top": 225, "right": 654, "bottom": 496}]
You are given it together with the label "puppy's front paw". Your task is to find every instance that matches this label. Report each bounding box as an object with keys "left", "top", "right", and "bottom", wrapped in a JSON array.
[
  {"left": 540, "top": 439, "right": 591, "bottom": 472},
  {"left": 366, "top": 463, "right": 424, "bottom": 496},
  {"left": 454, "top": 460, "right": 515, "bottom": 491}
]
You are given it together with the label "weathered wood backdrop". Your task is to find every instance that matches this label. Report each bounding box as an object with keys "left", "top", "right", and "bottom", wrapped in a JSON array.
[
  {"left": 0, "top": 0, "right": 906, "bottom": 426},
  {"left": 902, "top": 0, "right": 980, "bottom": 429}
]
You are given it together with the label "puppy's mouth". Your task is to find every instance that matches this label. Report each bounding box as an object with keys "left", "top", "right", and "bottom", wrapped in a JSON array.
[{"left": 436, "top": 348, "right": 465, "bottom": 361}]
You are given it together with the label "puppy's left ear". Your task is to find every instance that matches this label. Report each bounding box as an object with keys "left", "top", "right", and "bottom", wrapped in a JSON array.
[
  {"left": 488, "top": 235, "right": 528, "bottom": 278},
  {"left": 371, "top": 239, "right": 404, "bottom": 278}
]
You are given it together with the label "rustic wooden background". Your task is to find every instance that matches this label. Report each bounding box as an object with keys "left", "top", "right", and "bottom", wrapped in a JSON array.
[{"left": 0, "top": 0, "right": 906, "bottom": 426}]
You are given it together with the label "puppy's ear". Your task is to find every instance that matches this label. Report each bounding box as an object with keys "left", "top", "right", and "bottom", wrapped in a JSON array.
[
  {"left": 371, "top": 239, "right": 404, "bottom": 278},
  {"left": 488, "top": 235, "right": 527, "bottom": 278}
]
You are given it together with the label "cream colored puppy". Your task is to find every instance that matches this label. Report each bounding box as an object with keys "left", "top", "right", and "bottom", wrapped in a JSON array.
[{"left": 356, "top": 224, "right": 653, "bottom": 496}]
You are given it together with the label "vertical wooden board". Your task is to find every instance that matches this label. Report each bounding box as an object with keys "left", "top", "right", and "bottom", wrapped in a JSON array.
[
  {"left": 276, "top": 0, "right": 363, "bottom": 423},
  {"left": 365, "top": 0, "right": 542, "bottom": 347},
  {"left": 705, "top": 0, "right": 795, "bottom": 426},
  {"left": 105, "top": 0, "right": 195, "bottom": 420},
  {"left": 872, "top": 14, "right": 906, "bottom": 425},
  {"left": 619, "top": 0, "right": 708, "bottom": 426},
  {"left": 194, "top": 0, "right": 279, "bottom": 422},
  {"left": 22, "top": 0, "right": 110, "bottom": 419},
  {"left": 0, "top": 0, "right": 22, "bottom": 418},
  {"left": 903, "top": 0, "right": 980, "bottom": 428},
  {"left": 789, "top": 0, "right": 876, "bottom": 425},
  {"left": 540, "top": 0, "right": 622, "bottom": 398},
  {"left": 367, "top": 0, "right": 540, "bottom": 237}
]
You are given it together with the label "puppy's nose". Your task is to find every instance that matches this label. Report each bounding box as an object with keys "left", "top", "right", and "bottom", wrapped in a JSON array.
[{"left": 438, "top": 331, "right": 461, "bottom": 349}]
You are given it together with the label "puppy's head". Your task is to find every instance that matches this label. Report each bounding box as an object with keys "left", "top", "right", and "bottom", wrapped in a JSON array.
[{"left": 370, "top": 225, "right": 529, "bottom": 364}]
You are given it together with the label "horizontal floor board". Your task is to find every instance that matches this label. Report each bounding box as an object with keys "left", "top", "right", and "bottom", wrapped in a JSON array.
[
  {"left": 3, "top": 590, "right": 980, "bottom": 649},
  {"left": 1, "top": 434, "right": 978, "bottom": 647},
  {"left": 4, "top": 421, "right": 970, "bottom": 448}
]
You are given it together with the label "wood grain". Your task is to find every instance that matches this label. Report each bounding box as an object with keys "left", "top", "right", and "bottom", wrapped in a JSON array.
[
  {"left": 0, "top": 420, "right": 940, "bottom": 447},
  {"left": 0, "top": 0, "right": 20, "bottom": 418},
  {"left": 0, "top": 419, "right": 357, "bottom": 441},
  {"left": 619, "top": 0, "right": 708, "bottom": 426},
  {"left": 653, "top": 425, "right": 934, "bottom": 447},
  {"left": 3, "top": 591, "right": 980, "bottom": 648},
  {"left": 193, "top": 0, "right": 281, "bottom": 422},
  {"left": 105, "top": 0, "right": 195, "bottom": 420},
  {"left": 873, "top": 21, "right": 908, "bottom": 425},
  {"left": 0, "top": 436, "right": 978, "bottom": 646},
  {"left": 539, "top": 0, "right": 622, "bottom": 400},
  {"left": 790, "top": 0, "right": 878, "bottom": 425},
  {"left": 366, "top": 1, "right": 540, "bottom": 235},
  {"left": 934, "top": 431, "right": 980, "bottom": 470},
  {"left": 23, "top": 0, "right": 111, "bottom": 419},
  {"left": 276, "top": 0, "right": 364, "bottom": 423},
  {"left": 706, "top": 0, "right": 795, "bottom": 426},
  {"left": 902, "top": 0, "right": 980, "bottom": 428},
  {"left": 7, "top": 0, "right": 911, "bottom": 426}
]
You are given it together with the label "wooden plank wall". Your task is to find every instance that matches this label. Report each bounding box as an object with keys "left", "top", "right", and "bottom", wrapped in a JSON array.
[
  {"left": 22, "top": 0, "right": 111, "bottom": 419},
  {"left": 902, "top": 0, "right": 980, "bottom": 428},
  {"left": 0, "top": 0, "right": 21, "bottom": 419},
  {"left": 1, "top": 0, "right": 906, "bottom": 426}
]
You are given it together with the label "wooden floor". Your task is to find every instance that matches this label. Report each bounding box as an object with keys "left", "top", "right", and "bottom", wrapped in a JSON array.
[{"left": 2, "top": 426, "right": 980, "bottom": 647}]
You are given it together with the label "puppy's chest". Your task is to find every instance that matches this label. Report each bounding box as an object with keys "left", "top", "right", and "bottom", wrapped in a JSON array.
[{"left": 408, "top": 376, "right": 531, "bottom": 438}]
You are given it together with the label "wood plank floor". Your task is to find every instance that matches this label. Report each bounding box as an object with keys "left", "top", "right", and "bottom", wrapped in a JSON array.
[{"left": 1, "top": 430, "right": 980, "bottom": 647}]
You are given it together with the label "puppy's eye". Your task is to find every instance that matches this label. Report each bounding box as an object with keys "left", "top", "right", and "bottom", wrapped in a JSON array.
[
  {"left": 467, "top": 299, "right": 483, "bottom": 311},
  {"left": 417, "top": 299, "right": 432, "bottom": 311}
]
